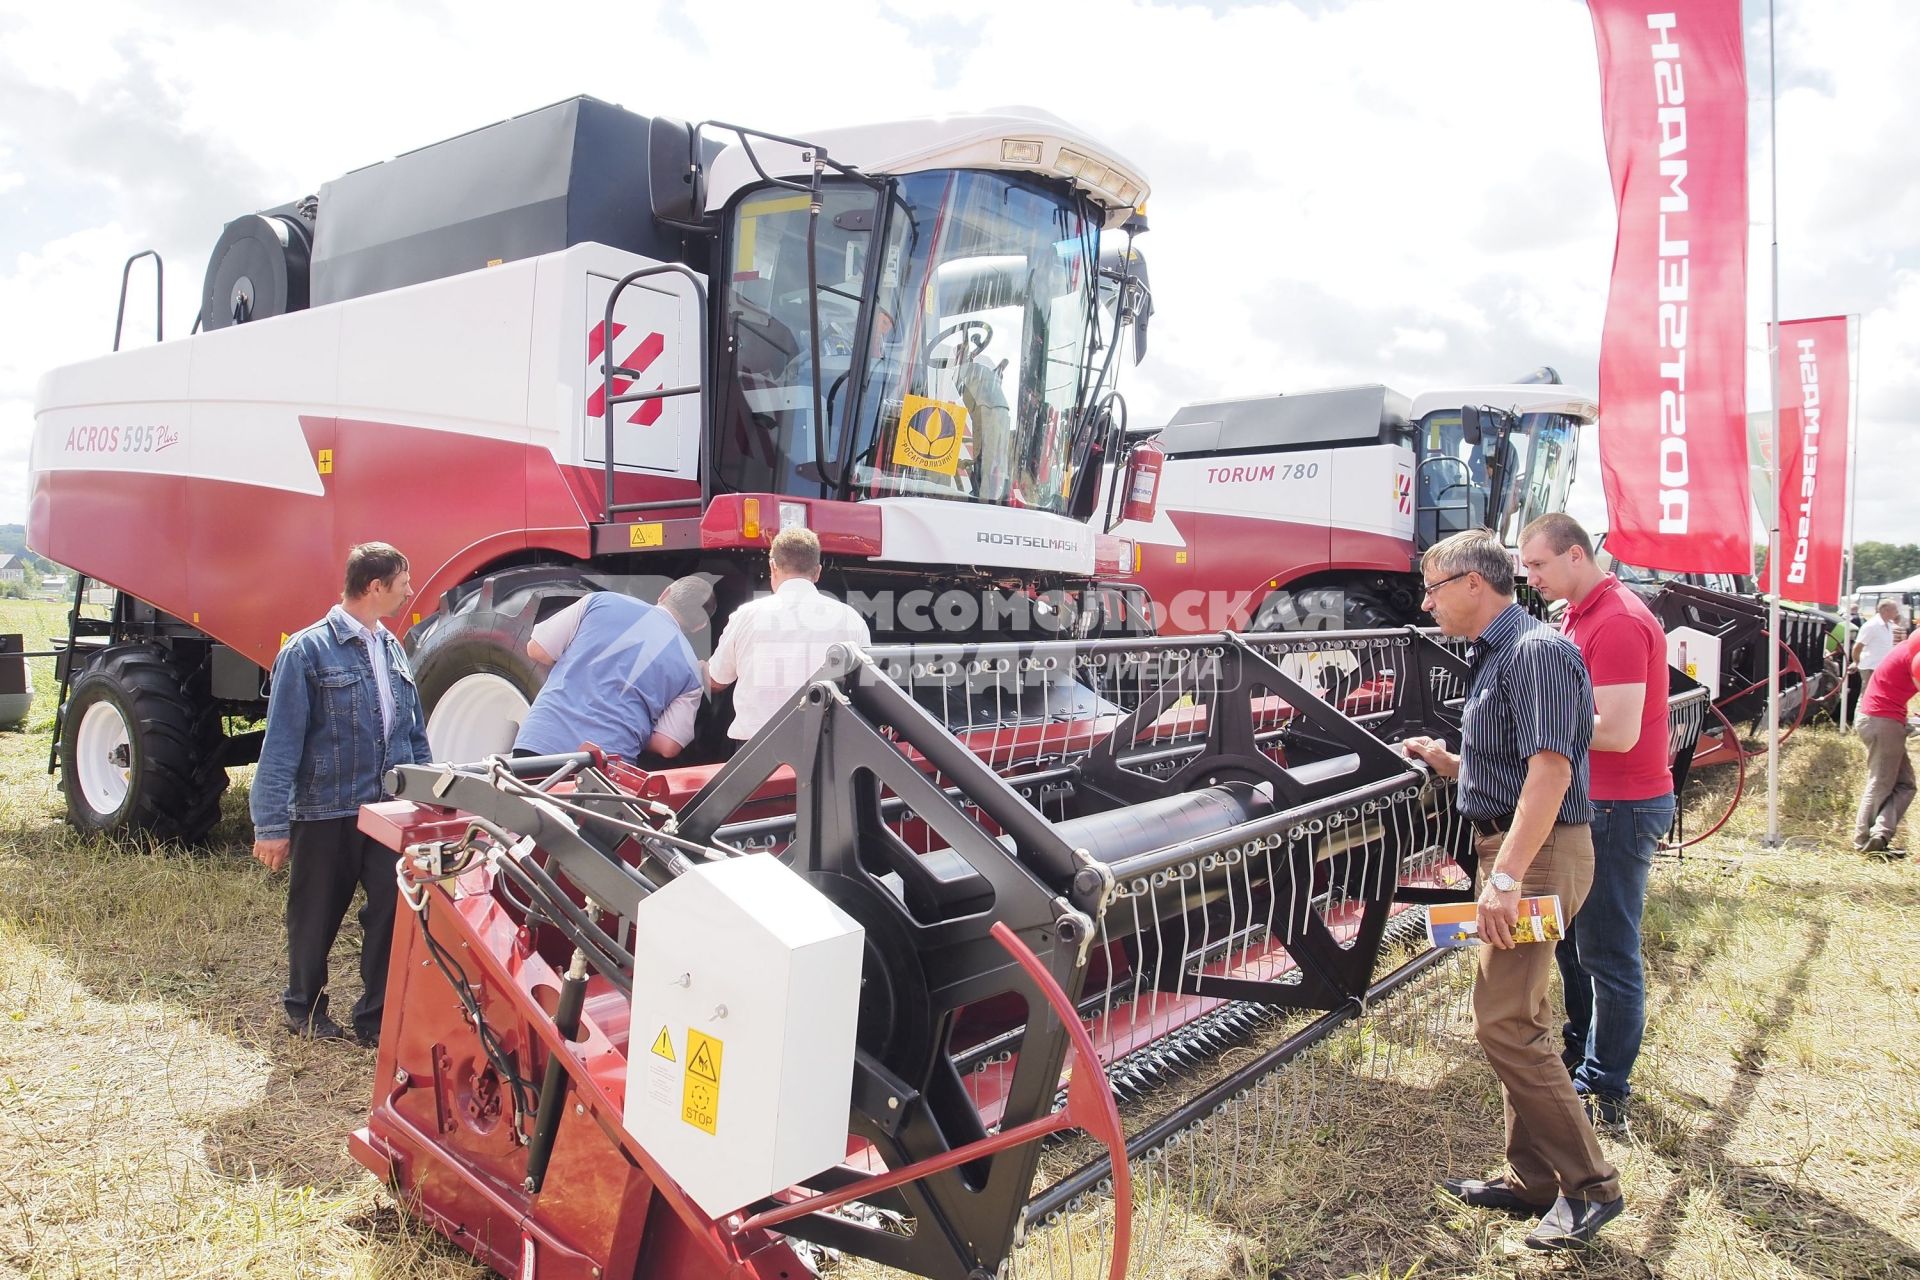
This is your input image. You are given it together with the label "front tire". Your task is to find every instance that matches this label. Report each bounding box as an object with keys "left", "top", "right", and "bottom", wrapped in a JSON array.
[{"left": 61, "top": 645, "right": 227, "bottom": 842}]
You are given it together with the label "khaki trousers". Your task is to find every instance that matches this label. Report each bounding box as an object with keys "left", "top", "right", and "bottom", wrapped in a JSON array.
[
  {"left": 1472, "top": 822, "right": 1621, "bottom": 1204},
  {"left": 1855, "top": 715, "right": 1917, "bottom": 846}
]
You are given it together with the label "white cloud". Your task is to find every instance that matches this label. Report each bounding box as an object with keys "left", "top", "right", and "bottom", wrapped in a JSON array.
[{"left": 1, "top": 0, "right": 1915, "bottom": 553}]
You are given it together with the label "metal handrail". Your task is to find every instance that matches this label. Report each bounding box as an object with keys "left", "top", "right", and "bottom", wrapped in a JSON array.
[
  {"left": 113, "top": 250, "right": 163, "bottom": 351},
  {"left": 598, "top": 263, "right": 708, "bottom": 522}
]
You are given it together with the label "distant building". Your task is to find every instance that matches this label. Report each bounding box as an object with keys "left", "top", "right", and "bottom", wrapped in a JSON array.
[
  {"left": 0, "top": 555, "right": 23, "bottom": 583},
  {"left": 40, "top": 575, "right": 70, "bottom": 595}
]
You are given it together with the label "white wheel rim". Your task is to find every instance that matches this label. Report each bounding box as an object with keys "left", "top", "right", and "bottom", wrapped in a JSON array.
[
  {"left": 427, "top": 673, "right": 530, "bottom": 763},
  {"left": 75, "top": 699, "right": 134, "bottom": 815}
]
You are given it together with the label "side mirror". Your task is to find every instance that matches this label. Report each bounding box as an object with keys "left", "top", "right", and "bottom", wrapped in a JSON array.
[
  {"left": 648, "top": 116, "right": 703, "bottom": 227},
  {"left": 1460, "top": 405, "right": 1484, "bottom": 447}
]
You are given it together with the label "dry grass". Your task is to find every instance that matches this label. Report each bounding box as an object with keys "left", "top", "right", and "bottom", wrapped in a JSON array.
[
  {"left": 0, "top": 602, "right": 478, "bottom": 1279},
  {"left": 1, "top": 597, "right": 1917, "bottom": 1278}
]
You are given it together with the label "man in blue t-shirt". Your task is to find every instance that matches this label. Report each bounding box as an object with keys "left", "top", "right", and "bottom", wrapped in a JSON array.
[{"left": 513, "top": 577, "right": 712, "bottom": 761}]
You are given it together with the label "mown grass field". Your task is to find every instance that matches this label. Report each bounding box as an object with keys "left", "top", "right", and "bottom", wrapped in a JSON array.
[{"left": 1, "top": 598, "right": 1916, "bottom": 1279}]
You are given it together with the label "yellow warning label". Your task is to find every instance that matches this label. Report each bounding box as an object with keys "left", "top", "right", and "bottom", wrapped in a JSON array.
[
  {"left": 892, "top": 394, "right": 966, "bottom": 477},
  {"left": 316, "top": 448, "right": 333, "bottom": 475},
  {"left": 650, "top": 1025, "right": 676, "bottom": 1062},
  {"left": 629, "top": 522, "right": 665, "bottom": 549},
  {"left": 681, "top": 1028, "right": 724, "bottom": 1135},
  {"left": 1175, "top": 550, "right": 1189, "bottom": 565}
]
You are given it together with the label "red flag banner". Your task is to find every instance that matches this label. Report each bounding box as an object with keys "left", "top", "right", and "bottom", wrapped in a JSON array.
[
  {"left": 1763, "top": 315, "right": 1851, "bottom": 602},
  {"left": 1588, "top": 0, "right": 1750, "bottom": 572}
]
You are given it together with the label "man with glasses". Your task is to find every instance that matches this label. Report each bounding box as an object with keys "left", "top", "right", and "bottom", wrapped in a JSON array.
[
  {"left": 1402, "top": 529, "right": 1620, "bottom": 1250},
  {"left": 1518, "top": 513, "right": 1671, "bottom": 1140},
  {"left": 513, "top": 577, "right": 714, "bottom": 762}
]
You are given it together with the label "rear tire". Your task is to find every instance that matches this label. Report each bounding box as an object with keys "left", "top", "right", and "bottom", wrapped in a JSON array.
[
  {"left": 409, "top": 568, "right": 594, "bottom": 762},
  {"left": 61, "top": 645, "right": 227, "bottom": 843}
]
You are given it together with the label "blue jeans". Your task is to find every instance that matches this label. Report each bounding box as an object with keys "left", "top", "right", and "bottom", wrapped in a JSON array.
[{"left": 1557, "top": 792, "right": 1674, "bottom": 1099}]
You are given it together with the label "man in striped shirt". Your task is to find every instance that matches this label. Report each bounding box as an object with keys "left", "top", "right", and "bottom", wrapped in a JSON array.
[{"left": 1403, "top": 529, "right": 1621, "bottom": 1250}]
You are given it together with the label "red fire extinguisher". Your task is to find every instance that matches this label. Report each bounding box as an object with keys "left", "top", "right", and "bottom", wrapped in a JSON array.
[{"left": 1121, "top": 438, "right": 1165, "bottom": 523}]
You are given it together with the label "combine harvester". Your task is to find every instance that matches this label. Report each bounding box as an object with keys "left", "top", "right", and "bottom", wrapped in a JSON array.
[
  {"left": 1106, "top": 376, "right": 1593, "bottom": 632},
  {"left": 30, "top": 99, "right": 1709, "bottom": 1277}
]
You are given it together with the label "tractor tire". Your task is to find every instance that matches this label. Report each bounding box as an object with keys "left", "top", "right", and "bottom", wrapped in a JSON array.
[
  {"left": 61, "top": 644, "right": 228, "bottom": 843},
  {"left": 408, "top": 567, "right": 596, "bottom": 763},
  {"left": 1251, "top": 583, "right": 1406, "bottom": 634}
]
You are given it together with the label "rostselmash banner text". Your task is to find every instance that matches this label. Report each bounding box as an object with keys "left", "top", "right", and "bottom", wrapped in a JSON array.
[
  {"left": 1761, "top": 316, "right": 1850, "bottom": 603},
  {"left": 1588, "top": 0, "right": 1750, "bottom": 572}
]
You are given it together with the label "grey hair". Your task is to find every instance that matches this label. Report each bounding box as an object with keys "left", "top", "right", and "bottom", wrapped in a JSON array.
[{"left": 1422, "top": 529, "right": 1515, "bottom": 596}]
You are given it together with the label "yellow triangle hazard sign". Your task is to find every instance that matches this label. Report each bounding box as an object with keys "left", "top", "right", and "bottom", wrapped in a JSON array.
[
  {"left": 688, "top": 1037, "right": 720, "bottom": 1083},
  {"left": 650, "top": 1026, "right": 676, "bottom": 1062}
]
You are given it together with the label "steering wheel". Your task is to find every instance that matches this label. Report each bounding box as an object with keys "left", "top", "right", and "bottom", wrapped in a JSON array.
[{"left": 924, "top": 319, "right": 994, "bottom": 369}]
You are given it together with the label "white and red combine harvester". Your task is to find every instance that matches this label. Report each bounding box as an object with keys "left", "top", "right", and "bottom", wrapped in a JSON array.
[
  {"left": 1106, "top": 377, "right": 1596, "bottom": 632},
  {"left": 28, "top": 96, "right": 1166, "bottom": 840}
]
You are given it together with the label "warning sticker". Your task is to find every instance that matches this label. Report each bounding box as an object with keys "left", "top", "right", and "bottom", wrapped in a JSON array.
[
  {"left": 681, "top": 1028, "right": 724, "bottom": 1136},
  {"left": 650, "top": 1026, "right": 676, "bottom": 1062},
  {"left": 892, "top": 395, "right": 966, "bottom": 477},
  {"left": 629, "top": 522, "right": 665, "bottom": 549}
]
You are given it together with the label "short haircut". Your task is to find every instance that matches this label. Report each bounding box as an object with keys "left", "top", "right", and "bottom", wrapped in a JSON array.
[
  {"left": 1880, "top": 600, "right": 1900, "bottom": 616},
  {"left": 1422, "top": 529, "right": 1515, "bottom": 597},
  {"left": 1519, "top": 512, "right": 1594, "bottom": 559},
  {"left": 660, "top": 575, "right": 716, "bottom": 633},
  {"left": 344, "top": 543, "right": 408, "bottom": 598},
  {"left": 770, "top": 525, "right": 822, "bottom": 577}
]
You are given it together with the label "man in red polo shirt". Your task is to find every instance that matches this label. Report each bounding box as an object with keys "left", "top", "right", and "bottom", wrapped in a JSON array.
[
  {"left": 1854, "top": 628, "right": 1920, "bottom": 856},
  {"left": 1520, "top": 514, "right": 1672, "bottom": 1139}
]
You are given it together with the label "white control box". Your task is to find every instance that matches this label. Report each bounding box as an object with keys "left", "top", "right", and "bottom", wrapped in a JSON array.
[
  {"left": 622, "top": 854, "right": 864, "bottom": 1217},
  {"left": 1667, "top": 625, "right": 1722, "bottom": 693}
]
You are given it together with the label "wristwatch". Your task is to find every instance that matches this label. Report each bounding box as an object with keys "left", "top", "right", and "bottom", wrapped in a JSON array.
[{"left": 1489, "top": 871, "right": 1519, "bottom": 893}]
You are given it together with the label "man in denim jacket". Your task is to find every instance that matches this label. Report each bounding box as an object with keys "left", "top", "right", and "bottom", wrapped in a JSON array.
[{"left": 251, "top": 543, "right": 432, "bottom": 1045}]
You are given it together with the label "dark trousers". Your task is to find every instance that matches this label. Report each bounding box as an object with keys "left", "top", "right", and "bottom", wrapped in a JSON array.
[
  {"left": 283, "top": 816, "right": 399, "bottom": 1039},
  {"left": 1557, "top": 793, "right": 1674, "bottom": 1099}
]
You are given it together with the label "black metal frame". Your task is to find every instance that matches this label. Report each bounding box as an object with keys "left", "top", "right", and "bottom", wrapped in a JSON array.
[
  {"left": 598, "top": 263, "right": 710, "bottom": 523},
  {"left": 384, "top": 626, "right": 1477, "bottom": 1278},
  {"left": 113, "top": 250, "right": 163, "bottom": 351}
]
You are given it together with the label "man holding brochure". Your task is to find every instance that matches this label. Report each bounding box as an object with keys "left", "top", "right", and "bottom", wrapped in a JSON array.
[{"left": 1401, "top": 530, "right": 1621, "bottom": 1251}]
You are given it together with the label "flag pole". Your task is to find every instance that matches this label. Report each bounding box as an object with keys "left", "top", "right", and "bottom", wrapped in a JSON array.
[
  {"left": 1839, "top": 313, "right": 1862, "bottom": 728},
  {"left": 1764, "top": 0, "right": 1784, "bottom": 847}
]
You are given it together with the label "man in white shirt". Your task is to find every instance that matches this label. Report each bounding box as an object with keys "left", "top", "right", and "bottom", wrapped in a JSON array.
[
  {"left": 1854, "top": 601, "right": 1902, "bottom": 688},
  {"left": 708, "top": 527, "right": 871, "bottom": 743}
]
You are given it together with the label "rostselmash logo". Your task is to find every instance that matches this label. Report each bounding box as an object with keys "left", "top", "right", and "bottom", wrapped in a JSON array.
[
  {"left": 1649, "top": 10, "right": 1691, "bottom": 536},
  {"left": 1785, "top": 336, "right": 1824, "bottom": 586},
  {"left": 976, "top": 532, "right": 1084, "bottom": 553}
]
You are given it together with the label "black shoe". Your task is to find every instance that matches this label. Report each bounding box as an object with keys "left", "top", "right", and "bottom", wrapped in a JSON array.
[
  {"left": 1583, "top": 1091, "right": 1632, "bottom": 1139},
  {"left": 1524, "top": 1194, "right": 1625, "bottom": 1250},
  {"left": 1865, "top": 833, "right": 1891, "bottom": 854},
  {"left": 287, "top": 1011, "right": 350, "bottom": 1042},
  {"left": 1441, "top": 1176, "right": 1553, "bottom": 1217},
  {"left": 355, "top": 1027, "right": 381, "bottom": 1049}
]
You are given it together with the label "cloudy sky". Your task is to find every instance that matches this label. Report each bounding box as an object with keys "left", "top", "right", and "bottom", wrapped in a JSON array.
[{"left": 3, "top": 0, "right": 1915, "bottom": 552}]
